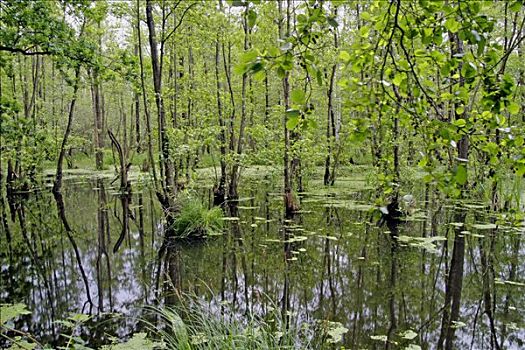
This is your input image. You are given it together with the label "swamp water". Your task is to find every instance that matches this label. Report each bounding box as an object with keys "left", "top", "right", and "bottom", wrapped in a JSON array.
[{"left": 1, "top": 167, "right": 524, "bottom": 349}]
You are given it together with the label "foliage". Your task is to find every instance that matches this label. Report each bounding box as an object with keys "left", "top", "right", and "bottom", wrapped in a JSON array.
[{"left": 171, "top": 193, "right": 224, "bottom": 238}]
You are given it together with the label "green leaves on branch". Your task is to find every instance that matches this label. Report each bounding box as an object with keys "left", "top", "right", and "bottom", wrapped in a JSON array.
[
  {"left": 454, "top": 164, "right": 467, "bottom": 186},
  {"left": 286, "top": 89, "right": 317, "bottom": 131}
]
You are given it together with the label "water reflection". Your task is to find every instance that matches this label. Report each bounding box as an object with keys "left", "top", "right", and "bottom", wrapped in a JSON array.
[{"left": 1, "top": 176, "right": 524, "bottom": 349}]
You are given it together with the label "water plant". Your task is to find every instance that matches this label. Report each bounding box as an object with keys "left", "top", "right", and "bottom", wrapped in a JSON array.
[
  {"left": 144, "top": 303, "right": 297, "bottom": 349},
  {"left": 171, "top": 194, "right": 224, "bottom": 239}
]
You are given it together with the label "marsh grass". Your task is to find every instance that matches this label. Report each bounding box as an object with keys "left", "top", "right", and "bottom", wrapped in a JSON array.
[
  {"left": 143, "top": 300, "right": 300, "bottom": 350},
  {"left": 172, "top": 194, "right": 224, "bottom": 239}
]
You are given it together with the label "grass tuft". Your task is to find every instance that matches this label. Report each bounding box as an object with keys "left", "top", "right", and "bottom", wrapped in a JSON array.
[{"left": 172, "top": 193, "right": 224, "bottom": 239}]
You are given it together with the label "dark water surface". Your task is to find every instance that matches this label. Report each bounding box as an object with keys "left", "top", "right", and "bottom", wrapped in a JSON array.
[{"left": 1, "top": 169, "right": 524, "bottom": 349}]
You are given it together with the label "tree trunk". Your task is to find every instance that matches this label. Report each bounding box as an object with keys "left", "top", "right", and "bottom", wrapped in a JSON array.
[
  {"left": 137, "top": 0, "right": 158, "bottom": 187},
  {"left": 53, "top": 67, "right": 81, "bottom": 194},
  {"left": 145, "top": 0, "right": 175, "bottom": 204},
  {"left": 214, "top": 31, "right": 227, "bottom": 206},
  {"left": 228, "top": 4, "right": 249, "bottom": 201},
  {"left": 90, "top": 69, "right": 105, "bottom": 170},
  {"left": 281, "top": 0, "right": 297, "bottom": 216}
]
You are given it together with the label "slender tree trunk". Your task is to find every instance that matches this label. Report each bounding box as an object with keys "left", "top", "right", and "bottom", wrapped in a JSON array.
[
  {"left": 137, "top": 0, "right": 158, "bottom": 186},
  {"left": 223, "top": 41, "right": 236, "bottom": 156},
  {"left": 324, "top": 64, "right": 336, "bottom": 185},
  {"left": 281, "top": 0, "right": 297, "bottom": 216},
  {"left": 90, "top": 69, "right": 105, "bottom": 170},
  {"left": 53, "top": 67, "right": 81, "bottom": 194},
  {"left": 228, "top": 4, "right": 249, "bottom": 201},
  {"left": 214, "top": 31, "right": 227, "bottom": 205},
  {"left": 146, "top": 0, "right": 175, "bottom": 205},
  {"left": 134, "top": 40, "right": 141, "bottom": 152},
  {"left": 438, "top": 27, "right": 468, "bottom": 350}
]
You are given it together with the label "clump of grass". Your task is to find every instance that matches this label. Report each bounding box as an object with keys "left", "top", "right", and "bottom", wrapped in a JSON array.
[
  {"left": 144, "top": 300, "right": 298, "bottom": 349},
  {"left": 172, "top": 194, "right": 224, "bottom": 239}
]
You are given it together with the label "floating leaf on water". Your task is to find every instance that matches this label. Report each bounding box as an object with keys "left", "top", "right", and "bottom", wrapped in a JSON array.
[
  {"left": 463, "top": 203, "right": 486, "bottom": 209},
  {"left": 370, "top": 335, "right": 388, "bottom": 342},
  {"left": 235, "top": 197, "right": 255, "bottom": 202},
  {"left": 404, "top": 345, "right": 422, "bottom": 350},
  {"left": 495, "top": 278, "right": 525, "bottom": 287},
  {"left": 451, "top": 321, "right": 467, "bottom": 329},
  {"left": 317, "top": 235, "right": 338, "bottom": 241},
  {"left": 400, "top": 329, "right": 418, "bottom": 340},
  {"left": 294, "top": 210, "right": 313, "bottom": 214},
  {"left": 397, "top": 236, "right": 446, "bottom": 254},
  {"left": 471, "top": 223, "right": 497, "bottom": 230},
  {"left": 288, "top": 235, "right": 308, "bottom": 242},
  {"left": 462, "top": 231, "right": 484, "bottom": 238}
]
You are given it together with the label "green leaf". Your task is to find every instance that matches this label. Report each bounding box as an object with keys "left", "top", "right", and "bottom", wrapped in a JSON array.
[
  {"left": 360, "top": 12, "right": 372, "bottom": 21},
  {"left": 339, "top": 50, "right": 350, "bottom": 62},
  {"left": 233, "top": 63, "right": 248, "bottom": 75},
  {"left": 247, "top": 9, "right": 257, "bottom": 28},
  {"left": 286, "top": 115, "right": 300, "bottom": 130},
  {"left": 240, "top": 49, "right": 259, "bottom": 63},
  {"left": 453, "top": 119, "right": 466, "bottom": 128},
  {"left": 445, "top": 18, "right": 460, "bottom": 33},
  {"left": 393, "top": 73, "right": 404, "bottom": 86},
  {"left": 510, "top": 1, "right": 523, "bottom": 12},
  {"left": 6, "top": 338, "right": 37, "bottom": 350},
  {"left": 327, "top": 17, "right": 338, "bottom": 28},
  {"left": 508, "top": 102, "right": 520, "bottom": 115},
  {"left": 455, "top": 164, "right": 467, "bottom": 185},
  {"left": 316, "top": 69, "right": 323, "bottom": 86},
  {"left": 291, "top": 89, "right": 305, "bottom": 105},
  {"left": 1, "top": 303, "right": 31, "bottom": 325}
]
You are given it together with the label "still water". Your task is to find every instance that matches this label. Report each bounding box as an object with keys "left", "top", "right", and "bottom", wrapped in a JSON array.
[{"left": 1, "top": 168, "right": 524, "bottom": 349}]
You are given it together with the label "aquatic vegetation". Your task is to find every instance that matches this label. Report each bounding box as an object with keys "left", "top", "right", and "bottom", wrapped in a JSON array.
[
  {"left": 145, "top": 299, "right": 355, "bottom": 350},
  {"left": 171, "top": 195, "right": 224, "bottom": 239}
]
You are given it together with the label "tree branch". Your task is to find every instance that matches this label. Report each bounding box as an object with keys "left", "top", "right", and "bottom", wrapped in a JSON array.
[{"left": 0, "top": 45, "right": 51, "bottom": 56}]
